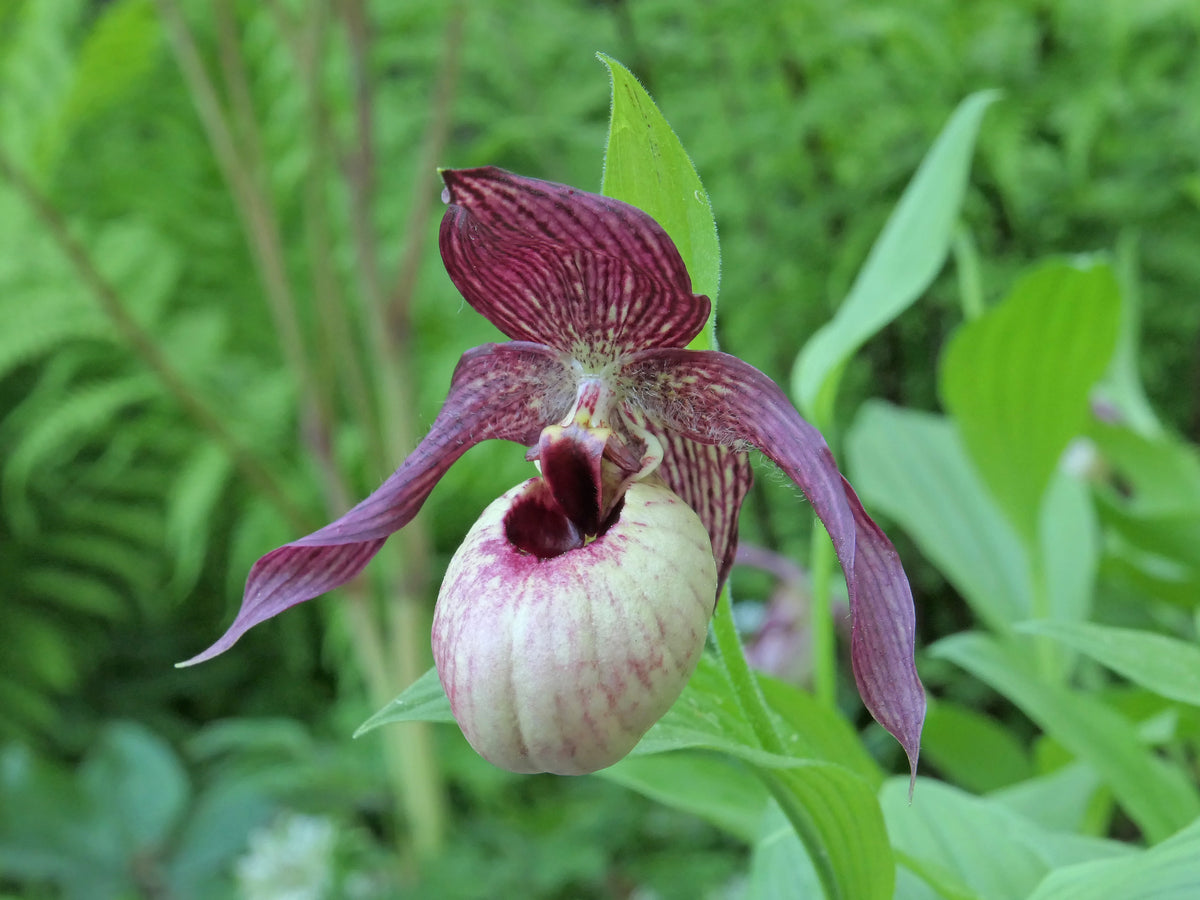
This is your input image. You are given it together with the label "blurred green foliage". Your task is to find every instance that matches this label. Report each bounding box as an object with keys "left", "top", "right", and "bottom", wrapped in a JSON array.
[{"left": 1, "top": 0, "right": 1199, "bottom": 896}]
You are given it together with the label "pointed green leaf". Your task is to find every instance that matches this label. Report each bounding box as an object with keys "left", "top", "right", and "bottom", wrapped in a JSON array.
[
  {"left": 920, "top": 699, "right": 1033, "bottom": 794},
  {"left": 793, "top": 90, "right": 998, "bottom": 430},
  {"left": 1038, "top": 472, "right": 1099, "bottom": 626},
  {"left": 747, "top": 801, "right": 824, "bottom": 900},
  {"left": 598, "top": 53, "right": 720, "bottom": 347},
  {"left": 1017, "top": 620, "right": 1200, "bottom": 707},
  {"left": 1028, "top": 816, "right": 1200, "bottom": 900},
  {"left": 601, "top": 752, "right": 768, "bottom": 842},
  {"left": 353, "top": 667, "right": 454, "bottom": 737},
  {"left": 881, "top": 777, "right": 1131, "bottom": 900},
  {"left": 762, "top": 765, "right": 894, "bottom": 900},
  {"left": 932, "top": 632, "right": 1200, "bottom": 842},
  {"left": 940, "top": 259, "right": 1121, "bottom": 543}
]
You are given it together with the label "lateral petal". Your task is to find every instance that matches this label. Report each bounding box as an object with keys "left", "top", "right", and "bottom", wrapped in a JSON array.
[
  {"left": 626, "top": 405, "right": 753, "bottom": 591},
  {"left": 439, "top": 167, "right": 710, "bottom": 358},
  {"left": 181, "top": 342, "right": 573, "bottom": 665},
  {"left": 627, "top": 348, "right": 925, "bottom": 774}
]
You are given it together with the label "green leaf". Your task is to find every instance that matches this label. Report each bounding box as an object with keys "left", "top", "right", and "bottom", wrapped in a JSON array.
[
  {"left": 746, "top": 801, "right": 824, "bottom": 900},
  {"left": 757, "top": 674, "right": 882, "bottom": 785},
  {"left": 597, "top": 53, "right": 721, "bottom": 347},
  {"left": 354, "top": 667, "right": 455, "bottom": 736},
  {"left": 601, "top": 752, "right": 767, "bottom": 843},
  {"left": 1038, "top": 471, "right": 1099, "bottom": 627},
  {"left": 792, "top": 90, "right": 998, "bottom": 430},
  {"left": 920, "top": 699, "right": 1033, "bottom": 794},
  {"left": 1027, "top": 816, "right": 1200, "bottom": 900},
  {"left": 79, "top": 721, "right": 190, "bottom": 853},
  {"left": 932, "top": 632, "right": 1200, "bottom": 842},
  {"left": 939, "top": 259, "right": 1122, "bottom": 543},
  {"left": 881, "top": 777, "right": 1132, "bottom": 900},
  {"left": 1017, "top": 620, "right": 1200, "bottom": 707},
  {"left": 1089, "top": 422, "right": 1200, "bottom": 600},
  {"left": 845, "top": 401, "right": 1032, "bottom": 631},
  {"left": 360, "top": 655, "right": 892, "bottom": 899},
  {"left": 990, "top": 762, "right": 1104, "bottom": 835},
  {"left": 761, "top": 765, "right": 894, "bottom": 900}
]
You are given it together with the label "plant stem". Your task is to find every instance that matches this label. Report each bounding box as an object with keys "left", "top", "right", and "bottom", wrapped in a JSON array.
[
  {"left": 337, "top": 0, "right": 464, "bottom": 860},
  {"left": 710, "top": 588, "right": 841, "bottom": 899},
  {"left": 710, "top": 585, "right": 784, "bottom": 755},
  {"left": 808, "top": 522, "right": 838, "bottom": 709}
]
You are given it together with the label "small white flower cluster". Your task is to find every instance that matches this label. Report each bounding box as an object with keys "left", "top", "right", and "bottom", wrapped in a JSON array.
[{"left": 235, "top": 812, "right": 337, "bottom": 900}]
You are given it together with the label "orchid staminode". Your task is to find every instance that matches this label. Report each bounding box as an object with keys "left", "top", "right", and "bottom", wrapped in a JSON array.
[{"left": 185, "top": 167, "right": 925, "bottom": 776}]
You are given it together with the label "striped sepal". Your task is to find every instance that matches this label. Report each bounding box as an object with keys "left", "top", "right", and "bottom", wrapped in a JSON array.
[
  {"left": 182, "top": 342, "right": 572, "bottom": 665},
  {"left": 644, "top": 421, "right": 753, "bottom": 593},
  {"left": 439, "top": 167, "right": 710, "bottom": 358},
  {"left": 626, "top": 347, "right": 925, "bottom": 779}
]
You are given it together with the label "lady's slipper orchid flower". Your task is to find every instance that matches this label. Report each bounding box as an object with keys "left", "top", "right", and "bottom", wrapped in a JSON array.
[{"left": 184, "top": 167, "right": 924, "bottom": 776}]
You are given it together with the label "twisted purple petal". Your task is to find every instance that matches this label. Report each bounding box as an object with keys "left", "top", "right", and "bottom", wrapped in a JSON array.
[
  {"left": 181, "top": 342, "right": 573, "bottom": 666},
  {"left": 627, "top": 348, "right": 925, "bottom": 776},
  {"left": 626, "top": 405, "right": 753, "bottom": 591},
  {"left": 439, "top": 167, "right": 710, "bottom": 357}
]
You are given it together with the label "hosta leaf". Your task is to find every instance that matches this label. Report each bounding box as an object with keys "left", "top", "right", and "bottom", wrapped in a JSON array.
[
  {"left": 78, "top": 721, "right": 190, "bottom": 853},
  {"left": 919, "top": 699, "right": 1032, "bottom": 794},
  {"left": 933, "top": 632, "right": 1200, "bottom": 842},
  {"left": 747, "top": 801, "right": 824, "bottom": 900},
  {"left": 793, "top": 90, "right": 998, "bottom": 430},
  {"left": 1027, "top": 816, "right": 1200, "bottom": 900},
  {"left": 881, "top": 777, "right": 1131, "bottom": 900},
  {"left": 761, "top": 765, "right": 893, "bottom": 900},
  {"left": 602, "top": 752, "right": 767, "bottom": 842},
  {"left": 1017, "top": 620, "right": 1200, "bottom": 707},
  {"left": 940, "top": 259, "right": 1121, "bottom": 543}
]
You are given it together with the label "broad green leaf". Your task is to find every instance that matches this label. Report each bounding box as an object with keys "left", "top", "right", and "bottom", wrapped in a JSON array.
[
  {"left": 79, "top": 721, "right": 190, "bottom": 853},
  {"left": 991, "top": 762, "right": 1104, "bottom": 835},
  {"left": 793, "top": 90, "right": 999, "bottom": 431},
  {"left": 757, "top": 674, "right": 882, "bottom": 785},
  {"left": 845, "top": 401, "right": 1032, "bottom": 631},
  {"left": 354, "top": 667, "right": 454, "bottom": 736},
  {"left": 920, "top": 699, "right": 1032, "bottom": 794},
  {"left": 1027, "top": 816, "right": 1200, "bottom": 900},
  {"left": 761, "top": 765, "right": 894, "bottom": 900},
  {"left": 940, "top": 259, "right": 1122, "bottom": 543},
  {"left": 881, "top": 777, "right": 1131, "bottom": 900},
  {"left": 932, "top": 632, "right": 1200, "bottom": 842},
  {"left": 601, "top": 752, "right": 768, "bottom": 843},
  {"left": 597, "top": 53, "right": 721, "bottom": 347},
  {"left": 747, "top": 801, "right": 824, "bottom": 900},
  {"left": 1039, "top": 471, "right": 1099, "bottom": 627},
  {"left": 361, "top": 658, "right": 891, "bottom": 898},
  {"left": 1089, "top": 423, "right": 1200, "bottom": 600},
  {"left": 356, "top": 654, "right": 877, "bottom": 778},
  {"left": 1017, "top": 620, "right": 1200, "bottom": 707}
]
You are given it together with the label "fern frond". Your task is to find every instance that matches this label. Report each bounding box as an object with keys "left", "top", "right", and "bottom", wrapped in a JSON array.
[
  {"left": 2, "top": 374, "right": 159, "bottom": 535},
  {"left": 166, "top": 441, "right": 233, "bottom": 600}
]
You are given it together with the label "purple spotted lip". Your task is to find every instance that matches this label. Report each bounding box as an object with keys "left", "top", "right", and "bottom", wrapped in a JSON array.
[{"left": 182, "top": 167, "right": 925, "bottom": 776}]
